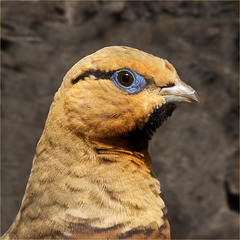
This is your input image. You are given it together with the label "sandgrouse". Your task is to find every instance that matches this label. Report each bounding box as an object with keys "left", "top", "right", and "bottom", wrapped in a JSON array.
[{"left": 2, "top": 46, "right": 199, "bottom": 239}]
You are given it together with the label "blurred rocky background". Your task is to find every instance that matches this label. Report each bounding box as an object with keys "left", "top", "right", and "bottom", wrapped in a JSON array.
[{"left": 1, "top": 1, "right": 239, "bottom": 238}]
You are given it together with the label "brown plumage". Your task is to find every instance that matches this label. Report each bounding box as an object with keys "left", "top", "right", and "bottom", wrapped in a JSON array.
[{"left": 2, "top": 46, "right": 199, "bottom": 239}]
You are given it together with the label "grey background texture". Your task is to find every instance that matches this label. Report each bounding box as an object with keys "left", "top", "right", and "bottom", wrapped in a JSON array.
[{"left": 1, "top": 1, "right": 239, "bottom": 239}]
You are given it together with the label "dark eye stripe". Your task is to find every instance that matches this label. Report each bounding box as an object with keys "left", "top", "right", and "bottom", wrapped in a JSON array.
[
  {"left": 71, "top": 69, "right": 167, "bottom": 88},
  {"left": 71, "top": 70, "right": 115, "bottom": 84}
]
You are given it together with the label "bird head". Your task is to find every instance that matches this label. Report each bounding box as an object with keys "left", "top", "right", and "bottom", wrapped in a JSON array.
[{"left": 54, "top": 46, "right": 199, "bottom": 150}]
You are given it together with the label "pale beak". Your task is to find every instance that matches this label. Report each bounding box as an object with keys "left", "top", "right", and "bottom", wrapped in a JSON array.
[{"left": 160, "top": 79, "right": 200, "bottom": 104}]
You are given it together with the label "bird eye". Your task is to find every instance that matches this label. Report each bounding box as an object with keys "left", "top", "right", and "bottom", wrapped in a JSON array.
[
  {"left": 117, "top": 70, "right": 134, "bottom": 87},
  {"left": 111, "top": 68, "right": 146, "bottom": 94}
]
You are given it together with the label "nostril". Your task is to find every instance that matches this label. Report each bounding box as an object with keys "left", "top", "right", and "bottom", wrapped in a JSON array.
[{"left": 160, "top": 82, "right": 175, "bottom": 88}]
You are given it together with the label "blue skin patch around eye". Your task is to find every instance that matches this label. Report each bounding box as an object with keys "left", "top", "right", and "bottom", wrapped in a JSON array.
[{"left": 110, "top": 69, "right": 146, "bottom": 94}]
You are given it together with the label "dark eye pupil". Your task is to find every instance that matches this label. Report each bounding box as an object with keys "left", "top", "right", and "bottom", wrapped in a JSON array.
[
  {"left": 122, "top": 74, "right": 129, "bottom": 83},
  {"left": 117, "top": 70, "right": 134, "bottom": 87}
]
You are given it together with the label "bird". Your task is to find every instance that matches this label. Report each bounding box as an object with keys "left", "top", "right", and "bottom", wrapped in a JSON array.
[{"left": 2, "top": 46, "right": 199, "bottom": 239}]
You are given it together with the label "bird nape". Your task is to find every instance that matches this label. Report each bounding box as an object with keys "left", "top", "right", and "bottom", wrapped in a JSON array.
[{"left": 2, "top": 46, "right": 199, "bottom": 239}]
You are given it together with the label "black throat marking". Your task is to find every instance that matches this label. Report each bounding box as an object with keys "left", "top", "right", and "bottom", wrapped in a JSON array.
[{"left": 126, "top": 103, "right": 176, "bottom": 150}]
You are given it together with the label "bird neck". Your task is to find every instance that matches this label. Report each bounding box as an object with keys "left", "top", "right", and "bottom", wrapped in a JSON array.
[{"left": 5, "top": 102, "right": 167, "bottom": 238}]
